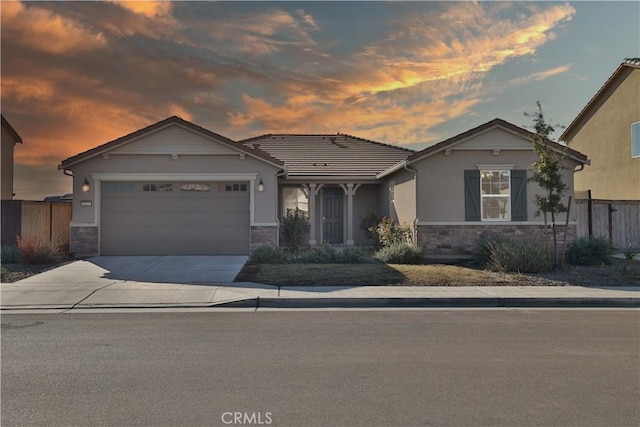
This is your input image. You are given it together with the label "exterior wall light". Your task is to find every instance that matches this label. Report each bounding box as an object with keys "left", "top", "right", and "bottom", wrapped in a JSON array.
[
  {"left": 82, "top": 178, "right": 91, "bottom": 193},
  {"left": 257, "top": 178, "right": 265, "bottom": 192}
]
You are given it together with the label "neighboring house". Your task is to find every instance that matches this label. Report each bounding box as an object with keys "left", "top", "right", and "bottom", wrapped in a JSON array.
[
  {"left": 560, "top": 58, "right": 640, "bottom": 200},
  {"left": 1, "top": 115, "right": 23, "bottom": 200},
  {"left": 59, "top": 116, "right": 588, "bottom": 257}
]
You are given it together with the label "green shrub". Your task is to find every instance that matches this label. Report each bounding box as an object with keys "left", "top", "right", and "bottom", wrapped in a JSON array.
[
  {"left": 567, "top": 237, "right": 613, "bottom": 266},
  {"left": 372, "top": 217, "right": 413, "bottom": 247},
  {"left": 374, "top": 242, "right": 423, "bottom": 264},
  {"left": 474, "top": 234, "right": 510, "bottom": 268},
  {"left": 335, "top": 246, "right": 369, "bottom": 264},
  {"left": 250, "top": 245, "right": 288, "bottom": 264},
  {"left": 623, "top": 244, "right": 639, "bottom": 261},
  {"left": 294, "top": 244, "right": 337, "bottom": 263},
  {"left": 478, "top": 237, "right": 551, "bottom": 273},
  {"left": 1, "top": 244, "right": 19, "bottom": 264},
  {"left": 1, "top": 266, "right": 8, "bottom": 281},
  {"left": 282, "top": 208, "right": 310, "bottom": 251},
  {"left": 359, "top": 210, "right": 384, "bottom": 247}
]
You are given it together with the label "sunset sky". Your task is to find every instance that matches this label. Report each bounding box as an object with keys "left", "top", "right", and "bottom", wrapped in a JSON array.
[{"left": 1, "top": 1, "right": 638, "bottom": 200}]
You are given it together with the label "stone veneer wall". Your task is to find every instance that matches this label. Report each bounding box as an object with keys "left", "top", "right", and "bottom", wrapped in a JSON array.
[
  {"left": 70, "top": 225, "right": 99, "bottom": 257},
  {"left": 417, "top": 224, "right": 577, "bottom": 255},
  {"left": 251, "top": 225, "right": 278, "bottom": 251}
]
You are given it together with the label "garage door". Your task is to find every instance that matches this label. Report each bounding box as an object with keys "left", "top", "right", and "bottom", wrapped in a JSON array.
[{"left": 100, "top": 181, "right": 250, "bottom": 255}]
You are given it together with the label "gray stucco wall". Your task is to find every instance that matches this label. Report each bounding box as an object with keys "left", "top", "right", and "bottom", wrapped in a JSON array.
[{"left": 410, "top": 150, "right": 579, "bottom": 223}]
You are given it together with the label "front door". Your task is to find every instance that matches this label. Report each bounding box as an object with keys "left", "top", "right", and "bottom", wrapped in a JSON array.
[{"left": 323, "top": 187, "right": 343, "bottom": 243}]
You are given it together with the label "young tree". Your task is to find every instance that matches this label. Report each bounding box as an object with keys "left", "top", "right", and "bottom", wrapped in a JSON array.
[{"left": 526, "top": 101, "right": 567, "bottom": 266}]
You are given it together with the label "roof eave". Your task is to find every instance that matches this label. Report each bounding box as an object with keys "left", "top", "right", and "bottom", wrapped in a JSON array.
[{"left": 560, "top": 63, "right": 638, "bottom": 142}]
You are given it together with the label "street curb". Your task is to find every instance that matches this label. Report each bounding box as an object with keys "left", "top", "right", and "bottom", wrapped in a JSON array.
[
  {"left": 216, "top": 297, "right": 640, "bottom": 309},
  {"left": 2, "top": 297, "right": 638, "bottom": 311}
]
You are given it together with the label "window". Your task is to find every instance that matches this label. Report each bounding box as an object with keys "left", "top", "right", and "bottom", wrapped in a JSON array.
[
  {"left": 143, "top": 183, "right": 172, "bottom": 192},
  {"left": 480, "top": 170, "right": 511, "bottom": 221},
  {"left": 225, "top": 183, "right": 247, "bottom": 192},
  {"left": 103, "top": 182, "right": 134, "bottom": 192},
  {"left": 283, "top": 187, "right": 308, "bottom": 215},
  {"left": 632, "top": 122, "right": 640, "bottom": 158},
  {"left": 180, "top": 183, "right": 210, "bottom": 192}
]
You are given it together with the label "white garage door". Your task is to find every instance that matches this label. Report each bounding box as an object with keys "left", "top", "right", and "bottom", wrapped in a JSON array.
[{"left": 100, "top": 181, "right": 250, "bottom": 255}]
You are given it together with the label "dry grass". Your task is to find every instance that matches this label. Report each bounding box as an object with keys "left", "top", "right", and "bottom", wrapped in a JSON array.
[
  {"left": 237, "top": 263, "right": 498, "bottom": 286},
  {"left": 237, "top": 260, "right": 640, "bottom": 287}
]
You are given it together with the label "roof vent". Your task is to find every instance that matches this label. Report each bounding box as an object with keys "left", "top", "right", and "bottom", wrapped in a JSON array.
[
  {"left": 329, "top": 137, "right": 336, "bottom": 144},
  {"left": 253, "top": 143, "right": 260, "bottom": 150}
]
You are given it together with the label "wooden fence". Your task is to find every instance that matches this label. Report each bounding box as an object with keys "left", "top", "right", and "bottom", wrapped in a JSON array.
[
  {"left": 1, "top": 201, "right": 72, "bottom": 247},
  {"left": 574, "top": 199, "right": 640, "bottom": 249}
]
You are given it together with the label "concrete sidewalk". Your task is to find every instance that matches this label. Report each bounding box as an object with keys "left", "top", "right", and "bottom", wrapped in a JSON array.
[{"left": 2, "top": 279, "right": 639, "bottom": 310}]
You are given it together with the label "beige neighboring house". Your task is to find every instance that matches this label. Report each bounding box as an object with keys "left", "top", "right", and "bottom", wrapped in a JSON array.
[
  {"left": 560, "top": 58, "right": 640, "bottom": 200},
  {"left": 1, "top": 115, "right": 23, "bottom": 200},
  {"left": 60, "top": 116, "right": 588, "bottom": 257}
]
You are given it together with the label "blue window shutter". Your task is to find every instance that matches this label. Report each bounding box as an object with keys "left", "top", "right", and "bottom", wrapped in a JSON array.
[
  {"left": 464, "top": 170, "right": 480, "bottom": 221},
  {"left": 511, "top": 170, "right": 528, "bottom": 221}
]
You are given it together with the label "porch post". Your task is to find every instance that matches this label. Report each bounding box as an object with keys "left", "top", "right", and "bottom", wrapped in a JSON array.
[
  {"left": 308, "top": 183, "right": 317, "bottom": 245},
  {"left": 346, "top": 184, "right": 355, "bottom": 245}
]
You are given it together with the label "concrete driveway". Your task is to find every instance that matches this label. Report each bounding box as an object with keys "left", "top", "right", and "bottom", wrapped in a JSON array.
[{"left": 0, "top": 256, "right": 278, "bottom": 309}]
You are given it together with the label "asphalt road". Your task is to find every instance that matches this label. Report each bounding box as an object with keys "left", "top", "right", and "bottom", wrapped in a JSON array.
[{"left": 2, "top": 310, "right": 639, "bottom": 427}]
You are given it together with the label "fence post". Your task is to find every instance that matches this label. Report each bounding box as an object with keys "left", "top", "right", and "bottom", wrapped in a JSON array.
[{"left": 587, "top": 189, "right": 593, "bottom": 237}]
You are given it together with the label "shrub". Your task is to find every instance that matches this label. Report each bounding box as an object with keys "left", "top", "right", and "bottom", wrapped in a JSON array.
[
  {"left": 372, "top": 217, "right": 412, "bottom": 248},
  {"left": 335, "top": 246, "right": 369, "bottom": 264},
  {"left": 359, "top": 210, "right": 384, "bottom": 247},
  {"left": 479, "top": 238, "right": 551, "bottom": 273},
  {"left": 294, "top": 244, "right": 337, "bottom": 263},
  {"left": 1, "top": 244, "right": 19, "bottom": 264},
  {"left": 250, "top": 246, "right": 288, "bottom": 264},
  {"left": 374, "top": 242, "right": 423, "bottom": 264},
  {"left": 566, "top": 237, "right": 613, "bottom": 266},
  {"left": 16, "top": 237, "right": 66, "bottom": 265},
  {"left": 474, "top": 234, "right": 510, "bottom": 268},
  {"left": 623, "top": 244, "right": 639, "bottom": 261},
  {"left": 1, "top": 266, "right": 8, "bottom": 281},
  {"left": 282, "top": 208, "right": 310, "bottom": 251}
]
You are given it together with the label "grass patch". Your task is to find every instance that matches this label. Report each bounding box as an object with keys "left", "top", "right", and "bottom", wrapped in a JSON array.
[{"left": 237, "top": 263, "right": 495, "bottom": 286}]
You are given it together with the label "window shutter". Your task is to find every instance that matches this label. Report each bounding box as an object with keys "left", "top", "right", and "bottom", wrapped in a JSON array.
[
  {"left": 464, "top": 170, "right": 480, "bottom": 221},
  {"left": 510, "top": 170, "right": 528, "bottom": 221}
]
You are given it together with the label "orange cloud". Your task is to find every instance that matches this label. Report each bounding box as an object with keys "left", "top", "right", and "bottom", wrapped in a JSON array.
[
  {"left": 111, "top": 1, "right": 173, "bottom": 18},
  {"left": 229, "top": 2, "right": 576, "bottom": 145},
  {"left": 1, "top": 1, "right": 107, "bottom": 54}
]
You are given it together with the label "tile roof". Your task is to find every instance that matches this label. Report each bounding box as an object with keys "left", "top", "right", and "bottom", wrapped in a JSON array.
[
  {"left": 1, "top": 115, "right": 23, "bottom": 144},
  {"left": 240, "top": 133, "right": 414, "bottom": 177},
  {"left": 560, "top": 58, "right": 640, "bottom": 142},
  {"left": 59, "top": 116, "right": 283, "bottom": 169}
]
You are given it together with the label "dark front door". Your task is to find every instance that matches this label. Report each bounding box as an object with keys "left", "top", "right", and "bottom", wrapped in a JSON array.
[{"left": 323, "top": 187, "right": 343, "bottom": 243}]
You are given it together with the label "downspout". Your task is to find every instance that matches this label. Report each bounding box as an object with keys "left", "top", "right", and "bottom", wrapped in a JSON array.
[{"left": 403, "top": 162, "right": 418, "bottom": 245}]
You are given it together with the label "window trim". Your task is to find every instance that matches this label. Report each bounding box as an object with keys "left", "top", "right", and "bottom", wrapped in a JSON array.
[
  {"left": 632, "top": 121, "right": 640, "bottom": 159},
  {"left": 480, "top": 169, "right": 511, "bottom": 222}
]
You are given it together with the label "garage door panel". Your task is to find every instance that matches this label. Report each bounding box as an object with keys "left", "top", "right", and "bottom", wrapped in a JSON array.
[{"left": 101, "top": 181, "right": 250, "bottom": 255}]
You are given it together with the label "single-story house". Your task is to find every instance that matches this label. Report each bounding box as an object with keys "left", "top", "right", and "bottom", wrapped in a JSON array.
[{"left": 59, "top": 116, "right": 588, "bottom": 257}]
